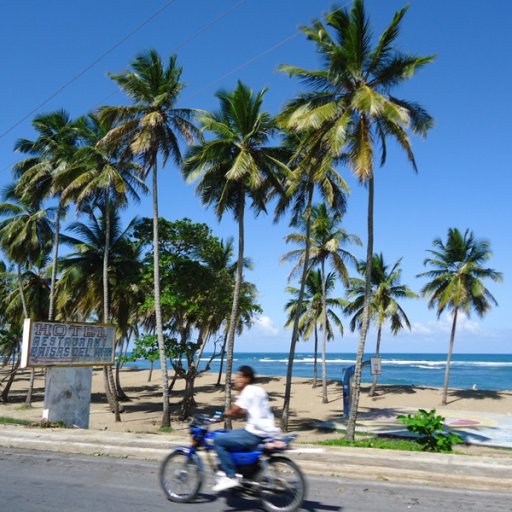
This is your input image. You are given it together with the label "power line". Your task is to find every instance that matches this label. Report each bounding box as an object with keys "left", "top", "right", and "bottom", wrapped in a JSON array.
[
  {"left": 1, "top": 0, "right": 355, "bottom": 174},
  {"left": 0, "top": 0, "right": 250, "bottom": 176},
  {"left": 186, "top": 32, "right": 300, "bottom": 99},
  {"left": 88, "top": 0, "right": 249, "bottom": 112},
  {"left": 184, "top": 0, "right": 355, "bottom": 99},
  {"left": 0, "top": 0, "right": 179, "bottom": 142},
  {"left": 173, "top": 0, "right": 248, "bottom": 53}
]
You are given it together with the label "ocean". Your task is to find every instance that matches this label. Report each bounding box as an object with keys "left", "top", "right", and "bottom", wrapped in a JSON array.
[{"left": 124, "top": 352, "right": 512, "bottom": 391}]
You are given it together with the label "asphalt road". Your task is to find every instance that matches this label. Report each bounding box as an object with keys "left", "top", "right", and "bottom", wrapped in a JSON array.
[{"left": 2, "top": 448, "right": 512, "bottom": 512}]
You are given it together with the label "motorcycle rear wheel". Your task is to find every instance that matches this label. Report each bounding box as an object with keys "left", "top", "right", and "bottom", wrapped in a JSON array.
[
  {"left": 257, "top": 456, "right": 306, "bottom": 512},
  {"left": 159, "top": 448, "right": 203, "bottom": 503}
]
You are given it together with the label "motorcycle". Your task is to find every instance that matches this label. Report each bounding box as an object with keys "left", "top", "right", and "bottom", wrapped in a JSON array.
[{"left": 159, "top": 412, "right": 306, "bottom": 512}]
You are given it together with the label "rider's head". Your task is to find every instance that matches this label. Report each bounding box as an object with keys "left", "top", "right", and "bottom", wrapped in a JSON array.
[{"left": 234, "top": 365, "right": 256, "bottom": 390}]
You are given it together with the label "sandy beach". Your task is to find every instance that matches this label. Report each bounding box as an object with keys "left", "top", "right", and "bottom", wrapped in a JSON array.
[{"left": 2, "top": 367, "right": 512, "bottom": 445}]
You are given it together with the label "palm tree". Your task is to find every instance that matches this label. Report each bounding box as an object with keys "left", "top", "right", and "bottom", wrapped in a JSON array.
[
  {"left": 0, "top": 186, "right": 54, "bottom": 318},
  {"left": 279, "top": 0, "right": 434, "bottom": 439},
  {"left": 56, "top": 113, "right": 147, "bottom": 420},
  {"left": 283, "top": 203, "right": 359, "bottom": 403},
  {"left": 58, "top": 212, "right": 142, "bottom": 323},
  {"left": 0, "top": 186, "right": 54, "bottom": 405},
  {"left": 418, "top": 228, "right": 502, "bottom": 405},
  {"left": 273, "top": 131, "right": 348, "bottom": 430},
  {"left": 0, "top": 318, "right": 23, "bottom": 403},
  {"left": 13, "top": 110, "right": 81, "bottom": 321},
  {"left": 99, "top": 50, "right": 198, "bottom": 427},
  {"left": 0, "top": 261, "right": 23, "bottom": 403},
  {"left": 182, "top": 81, "right": 285, "bottom": 425},
  {"left": 346, "top": 253, "right": 417, "bottom": 396},
  {"left": 286, "top": 270, "right": 344, "bottom": 389},
  {"left": 203, "top": 237, "right": 256, "bottom": 387}
]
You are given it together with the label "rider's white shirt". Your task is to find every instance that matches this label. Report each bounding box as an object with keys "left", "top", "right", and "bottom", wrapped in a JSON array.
[{"left": 235, "top": 384, "right": 281, "bottom": 437}]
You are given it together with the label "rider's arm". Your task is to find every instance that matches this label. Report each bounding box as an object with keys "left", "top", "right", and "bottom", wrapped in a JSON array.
[{"left": 224, "top": 403, "right": 246, "bottom": 418}]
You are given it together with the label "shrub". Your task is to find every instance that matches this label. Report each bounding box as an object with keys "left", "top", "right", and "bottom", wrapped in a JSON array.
[{"left": 397, "top": 409, "right": 464, "bottom": 452}]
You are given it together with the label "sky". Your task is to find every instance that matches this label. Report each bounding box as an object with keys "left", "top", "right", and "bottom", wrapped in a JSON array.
[{"left": 0, "top": 0, "right": 510, "bottom": 354}]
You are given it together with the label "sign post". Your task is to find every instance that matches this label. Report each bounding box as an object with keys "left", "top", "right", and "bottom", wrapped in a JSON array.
[
  {"left": 370, "top": 357, "right": 382, "bottom": 376},
  {"left": 21, "top": 319, "right": 115, "bottom": 428}
]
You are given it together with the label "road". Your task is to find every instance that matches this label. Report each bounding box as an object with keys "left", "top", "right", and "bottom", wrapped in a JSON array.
[{"left": 1, "top": 448, "right": 511, "bottom": 511}]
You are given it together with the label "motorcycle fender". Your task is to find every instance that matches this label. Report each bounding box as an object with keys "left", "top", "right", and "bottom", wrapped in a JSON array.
[{"left": 171, "top": 447, "right": 205, "bottom": 471}]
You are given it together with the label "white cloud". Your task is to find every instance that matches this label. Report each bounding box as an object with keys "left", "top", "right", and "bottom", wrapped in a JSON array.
[
  {"left": 252, "top": 315, "right": 280, "bottom": 336},
  {"left": 410, "top": 322, "right": 434, "bottom": 335},
  {"left": 408, "top": 312, "right": 481, "bottom": 336}
]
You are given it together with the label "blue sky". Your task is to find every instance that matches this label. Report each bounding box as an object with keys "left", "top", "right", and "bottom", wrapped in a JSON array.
[{"left": 1, "top": 1, "right": 510, "bottom": 353}]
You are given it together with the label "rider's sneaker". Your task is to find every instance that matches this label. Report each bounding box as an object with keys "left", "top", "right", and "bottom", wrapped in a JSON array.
[{"left": 212, "top": 475, "right": 240, "bottom": 492}]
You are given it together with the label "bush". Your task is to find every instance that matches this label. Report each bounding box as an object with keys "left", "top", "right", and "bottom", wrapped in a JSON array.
[{"left": 397, "top": 409, "right": 464, "bottom": 452}]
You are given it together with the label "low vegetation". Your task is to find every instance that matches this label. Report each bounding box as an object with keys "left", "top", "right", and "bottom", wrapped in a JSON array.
[
  {"left": 317, "top": 437, "right": 423, "bottom": 451},
  {"left": 397, "top": 409, "right": 464, "bottom": 452},
  {"left": 0, "top": 416, "right": 33, "bottom": 426}
]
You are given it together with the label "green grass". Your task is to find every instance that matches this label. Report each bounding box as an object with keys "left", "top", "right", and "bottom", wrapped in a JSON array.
[
  {"left": 0, "top": 416, "right": 33, "bottom": 426},
  {"left": 158, "top": 426, "right": 174, "bottom": 434},
  {"left": 316, "top": 436, "right": 424, "bottom": 451}
]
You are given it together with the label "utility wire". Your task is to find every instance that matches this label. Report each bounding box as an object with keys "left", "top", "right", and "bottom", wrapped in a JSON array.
[
  {"left": 0, "top": 0, "right": 179, "bottom": 142},
  {"left": 89, "top": 0, "right": 249, "bottom": 112},
  {"left": 184, "top": 0, "right": 355, "bottom": 99},
  {"left": 1, "top": 0, "right": 354, "bottom": 174},
  {"left": 0, "top": 0, "right": 250, "bottom": 177}
]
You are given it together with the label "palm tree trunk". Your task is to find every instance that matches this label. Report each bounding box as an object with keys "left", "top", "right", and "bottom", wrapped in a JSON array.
[
  {"left": 152, "top": 164, "right": 171, "bottom": 427},
  {"left": 24, "top": 368, "right": 35, "bottom": 407},
  {"left": 0, "top": 358, "right": 20, "bottom": 402},
  {"left": 102, "top": 367, "right": 116, "bottom": 411},
  {"left": 48, "top": 202, "right": 61, "bottom": 322},
  {"left": 345, "top": 173, "right": 374, "bottom": 441},
  {"left": 281, "top": 187, "right": 313, "bottom": 431},
  {"left": 17, "top": 264, "right": 29, "bottom": 318},
  {"left": 442, "top": 308, "right": 458, "bottom": 406},
  {"left": 102, "top": 200, "right": 121, "bottom": 421},
  {"left": 180, "top": 372, "right": 198, "bottom": 420},
  {"left": 224, "top": 194, "right": 245, "bottom": 429},
  {"left": 313, "top": 324, "right": 318, "bottom": 388},
  {"left": 369, "top": 325, "right": 382, "bottom": 397},
  {"left": 115, "top": 334, "right": 130, "bottom": 401},
  {"left": 216, "top": 330, "right": 228, "bottom": 387},
  {"left": 320, "top": 260, "right": 329, "bottom": 404},
  {"left": 115, "top": 358, "right": 129, "bottom": 401},
  {"left": 16, "top": 263, "right": 35, "bottom": 407},
  {"left": 38, "top": 199, "right": 61, "bottom": 410}
]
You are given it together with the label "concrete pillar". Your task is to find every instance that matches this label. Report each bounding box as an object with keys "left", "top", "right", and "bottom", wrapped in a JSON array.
[{"left": 43, "top": 367, "right": 93, "bottom": 428}]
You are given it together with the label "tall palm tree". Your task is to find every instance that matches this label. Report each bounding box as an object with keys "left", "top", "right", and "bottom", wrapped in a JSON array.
[
  {"left": 0, "top": 261, "right": 22, "bottom": 403},
  {"left": 56, "top": 113, "right": 147, "bottom": 420},
  {"left": 182, "top": 81, "right": 285, "bottom": 425},
  {"left": 99, "top": 50, "right": 198, "bottom": 427},
  {"left": 0, "top": 186, "right": 54, "bottom": 405},
  {"left": 58, "top": 212, "right": 142, "bottom": 323},
  {"left": 346, "top": 253, "right": 417, "bottom": 396},
  {"left": 0, "top": 185, "right": 54, "bottom": 319},
  {"left": 13, "top": 110, "right": 80, "bottom": 321},
  {"left": 286, "top": 270, "right": 344, "bottom": 388},
  {"left": 283, "top": 203, "right": 359, "bottom": 403},
  {"left": 273, "top": 131, "right": 348, "bottom": 430},
  {"left": 203, "top": 237, "right": 256, "bottom": 387},
  {"left": 418, "top": 228, "right": 502, "bottom": 405},
  {"left": 279, "top": 0, "right": 434, "bottom": 439}
]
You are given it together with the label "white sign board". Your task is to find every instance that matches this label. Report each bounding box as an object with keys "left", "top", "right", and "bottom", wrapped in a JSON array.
[
  {"left": 370, "top": 357, "right": 382, "bottom": 376},
  {"left": 21, "top": 319, "right": 115, "bottom": 368}
]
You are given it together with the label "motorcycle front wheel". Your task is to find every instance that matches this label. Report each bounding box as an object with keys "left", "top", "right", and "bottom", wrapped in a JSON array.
[
  {"left": 257, "top": 456, "right": 306, "bottom": 512},
  {"left": 159, "top": 448, "right": 203, "bottom": 503}
]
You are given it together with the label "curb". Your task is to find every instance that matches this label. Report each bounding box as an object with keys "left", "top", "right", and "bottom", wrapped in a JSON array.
[{"left": 1, "top": 427, "right": 511, "bottom": 491}]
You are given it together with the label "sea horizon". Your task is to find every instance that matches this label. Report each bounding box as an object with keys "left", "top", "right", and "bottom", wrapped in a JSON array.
[{"left": 124, "top": 352, "right": 512, "bottom": 392}]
